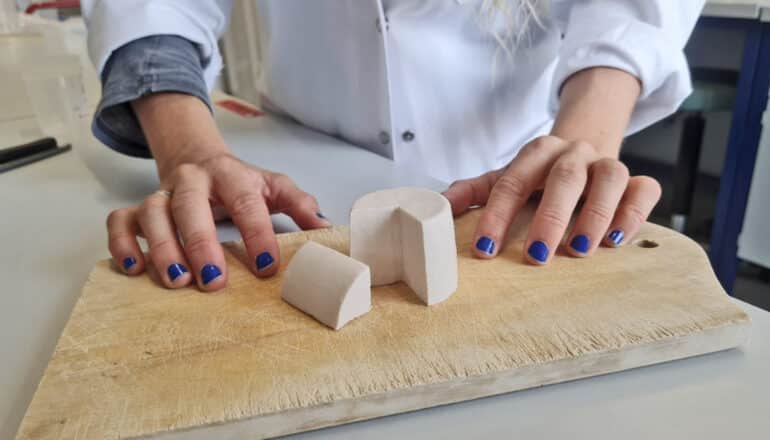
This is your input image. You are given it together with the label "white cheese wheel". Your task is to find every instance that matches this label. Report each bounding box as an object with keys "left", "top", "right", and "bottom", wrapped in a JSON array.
[{"left": 350, "top": 187, "right": 458, "bottom": 305}]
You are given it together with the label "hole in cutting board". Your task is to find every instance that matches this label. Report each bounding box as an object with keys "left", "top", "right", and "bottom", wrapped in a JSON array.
[{"left": 634, "top": 239, "right": 659, "bottom": 249}]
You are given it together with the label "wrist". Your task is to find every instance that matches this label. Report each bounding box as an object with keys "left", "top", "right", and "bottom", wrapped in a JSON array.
[
  {"left": 550, "top": 67, "right": 640, "bottom": 157},
  {"left": 131, "top": 92, "right": 231, "bottom": 179}
]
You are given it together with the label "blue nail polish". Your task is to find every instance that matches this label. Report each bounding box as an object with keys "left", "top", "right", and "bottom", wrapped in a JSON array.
[
  {"left": 570, "top": 235, "right": 590, "bottom": 254},
  {"left": 316, "top": 212, "right": 327, "bottom": 220},
  {"left": 608, "top": 229, "right": 625, "bottom": 246},
  {"left": 475, "top": 236, "right": 495, "bottom": 255},
  {"left": 528, "top": 241, "right": 549, "bottom": 263},
  {"left": 256, "top": 252, "right": 275, "bottom": 271},
  {"left": 167, "top": 263, "right": 188, "bottom": 281},
  {"left": 201, "top": 264, "right": 222, "bottom": 284},
  {"left": 122, "top": 257, "right": 136, "bottom": 271}
]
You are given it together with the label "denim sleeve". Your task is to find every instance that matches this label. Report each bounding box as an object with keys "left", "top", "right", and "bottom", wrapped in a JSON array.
[{"left": 91, "top": 35, "right": 211, "bottom": 158}]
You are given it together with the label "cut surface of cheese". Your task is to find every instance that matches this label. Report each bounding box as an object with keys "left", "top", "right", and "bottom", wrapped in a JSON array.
[{"left": 350, "top": 187, "right": 458, "bottom": 305}]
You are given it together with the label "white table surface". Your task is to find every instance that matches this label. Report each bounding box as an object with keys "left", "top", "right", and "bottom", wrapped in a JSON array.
[{"left": 2, "top": 104, "right": 769, "bottom": 439}]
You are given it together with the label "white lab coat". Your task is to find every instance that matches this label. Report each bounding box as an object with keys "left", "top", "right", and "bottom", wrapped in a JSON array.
[{"left": 83, "top": 0, "right": 703, "bottom": 183}]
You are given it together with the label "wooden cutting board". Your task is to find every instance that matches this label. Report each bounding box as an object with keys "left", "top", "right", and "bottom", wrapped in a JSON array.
[{"left": 16, "top": 207, "right": 750, "bottom": 439}]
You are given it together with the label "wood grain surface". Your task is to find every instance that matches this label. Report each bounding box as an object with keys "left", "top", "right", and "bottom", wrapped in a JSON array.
[{"left": 16, "top": 207, "right": 750, "bottom": 439}]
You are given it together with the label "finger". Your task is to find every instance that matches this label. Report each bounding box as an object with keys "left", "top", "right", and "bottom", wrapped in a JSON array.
[
  {"left": 171, "top": 165, "right": 226, "bottom": 291},
  {"left": 106, "top": 207, "right": 145, "bottom": 275},
  {"left": 137, "top": 192, "right": 193, "bottom": 288},
  {"left": 267, "top": 173, "right": 330, "bottom": 229},
  {"left": 472, "top": 136, "right": 565, "bottom": 259},
  {"left": 525, "top": 142, "right": 598, "bottom": 264},
  {"left": 442, "top": 169, "right": 503, "bottom": 217},
  {"left": 566, "top": 158, "right": 629, "bottom": 257},
  {"left": 216, "top": 171, "right": 280, "bottom": 278},
  {"left": 604, "top": 176, "right": 662, "bottom": 247}
]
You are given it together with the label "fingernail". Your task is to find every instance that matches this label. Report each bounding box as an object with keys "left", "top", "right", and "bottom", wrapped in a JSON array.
[
  {"left": 570, "top": 235, "right": 590, "bottom": 254},
  {"left": 475, "top": 236, "right": 495, "bottom": 255},
  {"left": 122, "top": 256, "right": 136, "bottom": 271},
  {"left": 527, "top": 241, "right": 549, "bottom": 263},
  {"left": 608, "top": 229, "right": 625, "bottom": 246},
  {"left": 201, "top": 264, "right": 222, "bottom": 284},
  {"left": 167, "top": 263, "right": 188, "bottom": 282},
  {"left": 256, "top": 252, "right": 275, "bottom": 271},
  {"left": 316, "top": 212, "right": 327, "bottom": 220}
]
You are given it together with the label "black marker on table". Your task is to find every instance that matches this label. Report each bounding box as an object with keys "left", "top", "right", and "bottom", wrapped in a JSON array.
[{"left": 0, "top": 137, "right": 71, "bottom": 174}]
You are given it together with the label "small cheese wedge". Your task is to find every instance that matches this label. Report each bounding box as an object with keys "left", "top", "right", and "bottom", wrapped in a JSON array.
[
  {"left": 350, "top": 187, "right": 458, "bottom": 305},
  {"left": 282, "top": 241, "right": 371, "bottom": 330}
]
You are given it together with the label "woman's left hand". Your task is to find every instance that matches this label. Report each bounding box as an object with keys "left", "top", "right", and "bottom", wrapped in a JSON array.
[{"left": 442, "top": 135, "right": 661, "bottom": 264}]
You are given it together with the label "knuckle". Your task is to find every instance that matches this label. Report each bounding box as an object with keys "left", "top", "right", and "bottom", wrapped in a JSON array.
[
  {"left": 148, "top": 237, "right": 178, "bottom": 254},
  {"left": 538, "top": 207, "right": 569, "bottom": 230},
  {"left": 532, "top": 135, "right": 558, "bottom": 149},
  {"left": 551, "top": 160, "right": 584, "bottom": 184},
  {"left": 229, "top": 191, "right": 265, "bottom": 218},
  {"left": 137, "top": 197, "right": 164, "bottom": 219},
  {"left": 169, "top": 187, "right": 200, "bottom": 212},
  {"left": 527, "top": 137, "right": 549, "bottom": 150},
  {"left": 174, "top": 163, "right": 202, "bottom": 182},
  {"left": 521, "top": 136, "right": 553, "bottom": 156},
  {"left": 136, "top": 202, "right": 150, "bottom": 220},
  {"left": 494, "top": 174, "right": 529, "bottom": 201},
  {"left": 457, "top": 179, "right": 477, "bottom": 193},
  {"left": 622, "top": 203, "right": 648, "bottom": 227},
  {"left": 182, "top": 230, "right": 215, "bottom": 255},
  {"left": 485, "top": 169, "right": 505, "bottom": 186},
  {"left": 582, "top": 203, "right": 614, "bottom": 224},
  {"left": 593, "top": 159, "right": 629, "bottom": 182},
  {"left": 271, "top": 172, "right": 294, "bottom": 188},
  {"left": 108, "top": 230, "right": 135, "bottom": 244},
  {"left": 203, "top": 154, "right": 240, "bottom": 174},
  {"left": 299, "top": 192, "right": 318, "bottom": 207}
]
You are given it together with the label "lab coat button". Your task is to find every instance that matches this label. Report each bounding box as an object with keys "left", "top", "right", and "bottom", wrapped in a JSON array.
[
  {"left": 376, "top": 16, "right": 389, "bottom": 33},
  {"left": 379, "top": 131, "right": 391, "bottom": 145},
  {"left": 402, "top": 131, "right": 415, "bottom": 142}
]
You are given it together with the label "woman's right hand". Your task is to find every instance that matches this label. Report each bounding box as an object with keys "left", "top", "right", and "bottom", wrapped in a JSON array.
[{"left": 107, "top": 93, "right": 329, "bottom": 292}]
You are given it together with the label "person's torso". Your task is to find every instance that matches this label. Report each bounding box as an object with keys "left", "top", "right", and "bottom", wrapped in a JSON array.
[{"left": 253, "top": 0, "right": 567, "bottom": 183}]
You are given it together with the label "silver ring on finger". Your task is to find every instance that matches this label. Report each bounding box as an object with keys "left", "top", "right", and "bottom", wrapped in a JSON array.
[{"left": 153, "top": 189, "right": 173, "bottom": 198}]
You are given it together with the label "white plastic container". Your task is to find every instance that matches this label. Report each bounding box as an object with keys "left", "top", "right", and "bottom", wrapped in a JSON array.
[
  {"left": 0, "top": 28, "right": 85, "bottom": 148},
  {"left": 23, "top": 55, "right": 85, "bottom": 146},
  {"left": 0, "top": 0, "right": 18, "bottom": 34},
  {"left": 737, "top": 90, "right": 770, "bottom": 269}
]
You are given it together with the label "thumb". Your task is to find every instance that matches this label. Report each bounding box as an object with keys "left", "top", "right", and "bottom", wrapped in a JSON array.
[{"left": 442, "top": 169, "right": 501, "bottom": 216}]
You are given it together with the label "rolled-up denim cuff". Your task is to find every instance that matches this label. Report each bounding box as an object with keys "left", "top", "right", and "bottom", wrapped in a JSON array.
[{"left": 92, "top": 34, "right": 211, "bottom": 158}]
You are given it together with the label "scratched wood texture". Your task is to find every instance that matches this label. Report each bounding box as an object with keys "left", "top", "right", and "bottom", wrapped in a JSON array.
[{"left": 16, "top": 207, "right": 750, "bottom": 440}]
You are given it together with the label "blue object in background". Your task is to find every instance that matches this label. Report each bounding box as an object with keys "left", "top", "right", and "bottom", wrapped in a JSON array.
[{"left": 700, "top": 17, "right": 770, "bottom": 293}]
